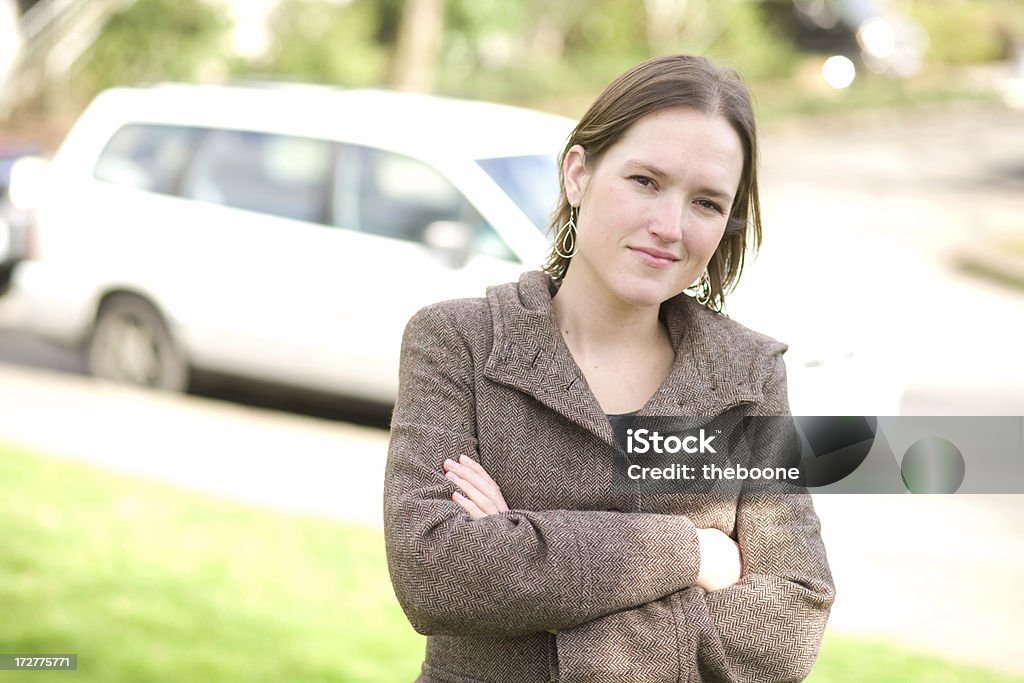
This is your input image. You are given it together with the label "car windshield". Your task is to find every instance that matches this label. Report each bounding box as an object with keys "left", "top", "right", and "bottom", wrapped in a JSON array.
[{"left": 476, "top": 154, "right": 559, "bottom": 235}]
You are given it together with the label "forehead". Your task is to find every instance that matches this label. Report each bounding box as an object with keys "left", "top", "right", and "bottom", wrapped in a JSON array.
[{"left": 604, "top": 106, "right": 745, "bottom": 174}]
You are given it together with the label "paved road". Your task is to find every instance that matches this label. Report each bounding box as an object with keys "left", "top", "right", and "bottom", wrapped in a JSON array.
[
  {"left": 814, "top": 493, "right": 1024, "bottom": 676},
  {"left": 0, "top": 362, "right": 390, "bottom": 528},
  {"left": 744, "top": 104, "right": 1024, "bottom": 416},
  {"left": 757, "top": 107, "right": 1024, "bottom": 672},
  {"left": 0, "top": 328, "right": 86, "bottom": 373}
]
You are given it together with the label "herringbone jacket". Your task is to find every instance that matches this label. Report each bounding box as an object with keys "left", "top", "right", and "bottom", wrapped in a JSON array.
[{"left": 384, "top": 270, "right": 834, "bottom": 683}]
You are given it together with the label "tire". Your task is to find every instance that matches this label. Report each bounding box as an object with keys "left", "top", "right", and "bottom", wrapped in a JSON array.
[{"left": 87, "top": 295, "right": 189, "bottom": 392}]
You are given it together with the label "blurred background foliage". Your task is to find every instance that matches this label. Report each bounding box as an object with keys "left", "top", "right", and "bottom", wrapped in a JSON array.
[
  {"left": 259, "top": 0, "right": 390, "bottom": 87},
  {"left": 909, "top": 0, "right": 1024, "bottom": 65},
  {"left": 73, "top": 0, "right": 231, "bottom": 100},
  {"left": 4, "top": 0, "right": 1024, "bottom": 129}
]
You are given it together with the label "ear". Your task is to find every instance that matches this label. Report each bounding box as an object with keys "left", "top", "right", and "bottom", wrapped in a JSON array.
[{"left": 562, "top": 144, "right": 589, "bottom": 207}]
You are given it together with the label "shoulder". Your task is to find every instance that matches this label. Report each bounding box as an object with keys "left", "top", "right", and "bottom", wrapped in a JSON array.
[
  {"left": 669, "top": 293, "right": 787, "bottom": 358},
  {"left": 699, "top": 307, "right": 791, "bottom": 413},
  {"left": 713, "top": 308, "right": 787, "bottom": 389},
  {"left": 706, "top": 307, "right": 786, "bottom": 359},
  {"left": 403, "top": 271, "right": 548, "bottom": 352},
  {"left": 401, "top": 272, "right": 532, "bottom": 359},
  {"left": 664, "top": 293, "right": 789, "bottom": 403},
  {"left": 409, "top": 296, "right": 491, "bottom": 330},
  {"left": 403, "top": 296, "right": 492, "bottom": 354}
]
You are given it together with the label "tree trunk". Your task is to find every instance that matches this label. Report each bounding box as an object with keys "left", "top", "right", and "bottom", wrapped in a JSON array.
[{"left": 389, "top": 0, "right": 444, "bottom": 92}]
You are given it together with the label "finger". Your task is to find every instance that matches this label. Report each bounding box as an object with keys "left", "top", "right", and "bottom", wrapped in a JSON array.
[
  {"left": 446, "top": 454, "right": 491, "bottom": 485},
  {"left": 458, "top": 454, "right": 491, "bottom": 478},
  {"left": 444, "top": 456, "right": 509, "bottom": 514},
  {"left": 446, "top": 470, "right": 499, "bottom": 515},
  {"left": 454, "top": 456, "right": 508, "bottom": 512},
  {"left": 446, "top": 457, "right": 498, "bottom": 501},
  {"left": 448, "top": 470, "right": 498, "bottom": 515},
  {"left": 453, "top": 491, "right": 487, "bottom": 521}
]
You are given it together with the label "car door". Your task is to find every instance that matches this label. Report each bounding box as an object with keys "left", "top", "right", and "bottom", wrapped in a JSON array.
[
  {"left": 311, "top": 143, "right": 526, "bottom": 402},
  {"left": 172, "top": 127, "right": 340, "bottom": 386}
]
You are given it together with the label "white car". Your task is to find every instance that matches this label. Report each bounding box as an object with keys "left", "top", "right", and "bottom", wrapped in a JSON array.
[{"left": 6, "top": 83, "right": 573, "bottom": 403}]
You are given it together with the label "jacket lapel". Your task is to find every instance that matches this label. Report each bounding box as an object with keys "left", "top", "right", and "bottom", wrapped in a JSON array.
[
  {"left": 484, "top": 272, "right": 612, "bottom": 445},
  {"left": 644, "top": 294, "right": 766, "bottom": 415},
  {"left": 483, "top": 272, "right": 769, "bottom": 447}
]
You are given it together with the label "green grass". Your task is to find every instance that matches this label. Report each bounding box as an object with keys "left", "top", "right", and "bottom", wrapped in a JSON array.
[
  {"left": 2, "top": 443, "right": 1021, "bottom": 682},
  {"left": 809, "top": 633, "right": 1024, "bottom": 683},
  {"left": 0, "top": 443, "right": 424, "bottom": 682}
]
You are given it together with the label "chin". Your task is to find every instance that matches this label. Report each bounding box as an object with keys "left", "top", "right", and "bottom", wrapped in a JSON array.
[{"left": 611, "top": 278, "right": 682, "bottom": 309}]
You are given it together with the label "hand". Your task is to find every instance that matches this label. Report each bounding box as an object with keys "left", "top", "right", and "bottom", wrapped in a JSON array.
[
  {"left": 695, "top": 528, "right": 742, "bottom": 592},
  {"left": 444, "top": 454, "right": 509, "bottom": 520}
]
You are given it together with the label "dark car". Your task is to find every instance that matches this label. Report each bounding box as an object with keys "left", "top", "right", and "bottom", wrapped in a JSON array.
[{"left": 764, "top": 0, "right": 925, "bottom": 79}]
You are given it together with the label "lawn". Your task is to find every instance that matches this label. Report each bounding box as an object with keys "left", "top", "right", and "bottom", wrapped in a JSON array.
[
  {"left": 1, "top": 443, "right": 1020, "bottom": 682},
  {"left": 0, "top": 443, "right": 424, "bottom": 682}
]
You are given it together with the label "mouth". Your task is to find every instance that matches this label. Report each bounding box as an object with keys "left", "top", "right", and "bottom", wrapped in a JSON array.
[{"left": 628, "top": 246, "right": 679, "bottom": 269}]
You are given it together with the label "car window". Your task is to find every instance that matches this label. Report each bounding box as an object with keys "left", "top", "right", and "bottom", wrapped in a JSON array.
[
  {"left": 333, "top": 145, "right": 517, "bottom": 262},
  {"left": 476, "top": 154, "right": 560, "bottom": 234},
  {"left": 181, "top": 130, "right": 332, "bottom": 223},
  {"left": 93, "top": 124, "right": 199, "bottom": 194}
]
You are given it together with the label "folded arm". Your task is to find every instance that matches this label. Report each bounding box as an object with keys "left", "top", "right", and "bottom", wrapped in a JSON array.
[
  {"left": 556, "top": 491, "right": 834, "bottom": 682},
  {"left": 384, "top": 306, "right": 705, "bottom": 636},
  {"left": 556, "top": 355, "right": 835, "bottom": 682},
  {"left": 445, "top": 452, "right": 742, "bottom": 595}
]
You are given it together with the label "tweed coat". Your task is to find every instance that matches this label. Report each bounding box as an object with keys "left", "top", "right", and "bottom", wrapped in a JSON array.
[{"left": 384, "top": 270, "right": 835, "bottom": 683}]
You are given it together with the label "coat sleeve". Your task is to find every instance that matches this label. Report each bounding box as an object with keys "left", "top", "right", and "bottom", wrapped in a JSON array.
[
  {"left": 384, "top": 305, "right": 705, "bottom": 636},
  {"left": 555, "top": 354, "right": 836, "bottom": 683}
]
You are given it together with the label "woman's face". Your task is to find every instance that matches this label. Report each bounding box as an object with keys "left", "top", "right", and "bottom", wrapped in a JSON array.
[{"left": 563, "top": 106, "right": 745, "bottom": 309}]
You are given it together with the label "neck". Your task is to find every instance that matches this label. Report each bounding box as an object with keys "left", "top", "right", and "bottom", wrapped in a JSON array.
[{"left": 551, "top": 268, "right": 665, "bottom": 356}]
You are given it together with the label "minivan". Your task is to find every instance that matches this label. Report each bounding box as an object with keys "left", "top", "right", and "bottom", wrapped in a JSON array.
[{"left": 6, "top": 83, "right": 574, "bottom": 403}]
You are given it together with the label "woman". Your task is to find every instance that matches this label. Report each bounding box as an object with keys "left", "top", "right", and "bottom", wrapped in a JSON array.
[{"left": 384, "top": 54, "right": 834, "bottom": 683}]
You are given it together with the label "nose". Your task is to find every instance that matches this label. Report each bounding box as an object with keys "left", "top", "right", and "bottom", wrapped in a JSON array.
[{"left": 648, "top": 195, "right": 685, "bottom": 242}]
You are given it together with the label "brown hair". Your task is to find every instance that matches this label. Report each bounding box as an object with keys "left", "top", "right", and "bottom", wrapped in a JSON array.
[{"left": 542, "top": 54, "right": 761, "bottom": 312}]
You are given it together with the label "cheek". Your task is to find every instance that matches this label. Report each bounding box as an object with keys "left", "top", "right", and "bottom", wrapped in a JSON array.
[
  {"left": 586, "top": 180, "right": 628, "bottom": 217},
  {"left": 684, "top": 221, "right": 727, "bottom": 258},
  {"left": 579, "top": 183, "right": 629, "bottom": 240}
]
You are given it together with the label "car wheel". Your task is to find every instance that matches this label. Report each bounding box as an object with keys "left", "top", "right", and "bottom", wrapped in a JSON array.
[{"left": 87, "top": 295, "right": 189, "bottom": 392}]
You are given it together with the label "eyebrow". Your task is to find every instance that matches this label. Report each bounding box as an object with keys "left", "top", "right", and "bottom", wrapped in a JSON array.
[{"left": 624, "top": 159, "right": 734, "bottom": 204}]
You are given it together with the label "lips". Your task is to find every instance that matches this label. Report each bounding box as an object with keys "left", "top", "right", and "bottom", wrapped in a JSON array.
[{"left": 629, "top": 246, "right": 679, "bottom": 269}]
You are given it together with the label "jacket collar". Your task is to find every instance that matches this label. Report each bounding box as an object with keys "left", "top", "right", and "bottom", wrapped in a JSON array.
[{"left": 484, "top": 271, "right": 769, "bottom": 446}]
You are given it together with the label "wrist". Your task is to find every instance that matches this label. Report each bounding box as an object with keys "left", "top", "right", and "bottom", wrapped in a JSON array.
[{"left": 695, "top": 529, "right": 710, "bottom": 589}]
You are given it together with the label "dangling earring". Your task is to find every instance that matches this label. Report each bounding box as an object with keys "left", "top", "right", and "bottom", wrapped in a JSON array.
[
  {"left": 554, "top": 206, "right": 577, "bottom": 259},
  {"left": 691, "top": 268, "right": 711, "bottom": 306}
]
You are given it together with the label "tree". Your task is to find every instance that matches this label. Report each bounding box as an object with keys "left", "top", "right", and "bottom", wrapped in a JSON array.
[
  {"left": 75, "top": 0, "right": 230, "bottom": 100},
  {"left": 389, "top": 0, "right": 445, "bottom": 91},
  {"left": 260, "top": 0, "right": 387, "bottom": 86}
]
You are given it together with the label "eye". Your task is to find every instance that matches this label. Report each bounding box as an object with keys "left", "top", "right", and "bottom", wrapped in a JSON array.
[
  {"left": 629, "top": 175, "right": 656, "bottom": 189},
  {"left": 695, "top": 199, "right": 725, "bottom": 215}
]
